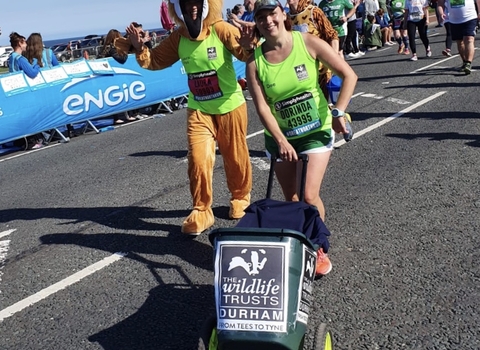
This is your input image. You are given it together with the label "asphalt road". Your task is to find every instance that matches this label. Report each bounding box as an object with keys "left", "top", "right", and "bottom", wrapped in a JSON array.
[{"left": 0, "top": 29, "right": 479, "bottom": 350}]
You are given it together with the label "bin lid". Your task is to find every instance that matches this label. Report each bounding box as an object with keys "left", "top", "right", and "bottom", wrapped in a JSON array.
[{"left": 209, "top": 227, "right": 316, "bottom": 250}]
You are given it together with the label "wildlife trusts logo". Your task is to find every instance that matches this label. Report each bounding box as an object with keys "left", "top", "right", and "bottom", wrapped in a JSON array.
[
  {"left": 294, "top": 64, "right": 308, "bottom": 81},
  {"left": 228, "top": 248, "right": 268, "bottom": 276},
  {"left": 207, "top": 47, "right": 217, "bottom": 60},
  {"left": 216, "top": 242, "right": 288, "bottom": 330}
]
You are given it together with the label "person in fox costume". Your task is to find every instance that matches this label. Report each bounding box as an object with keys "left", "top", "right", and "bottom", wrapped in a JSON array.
[{"left": 116, "top": 0, "right": 253, "bottom": 235}]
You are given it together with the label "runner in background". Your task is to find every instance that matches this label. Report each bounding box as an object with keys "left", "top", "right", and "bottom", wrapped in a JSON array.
[
  {"left": 318, "top": 0, "right": 357, "bottom": 58},
  {"left": 403, "top": 0, "right": 431, "bottom": 61},
  {"left": 437, "top": 0, "right": 480, "bottom": 74},
  {"left": 391, "top": 0, "right": 411, "bottom": 54}
]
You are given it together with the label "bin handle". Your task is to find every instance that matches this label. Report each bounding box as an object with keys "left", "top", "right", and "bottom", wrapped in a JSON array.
[{"left": 267, "top": 154, "right": 309, "bottom": 202}]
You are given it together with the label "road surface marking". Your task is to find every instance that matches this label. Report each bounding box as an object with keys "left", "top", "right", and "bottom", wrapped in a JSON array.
[
  {"left": 0, "top": 230, "right": 15, "bottom": 295},
  {"left": 333, "top": 91, "right": 447, "bottom": 147},
  {"left": 0, "top": 252, "right": 126, "bottom": 322},
  {"left": 0, "top": 229, "right": 15, "bottom": 239}
]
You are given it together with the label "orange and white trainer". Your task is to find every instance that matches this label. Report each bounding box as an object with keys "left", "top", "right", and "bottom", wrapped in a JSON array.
[{"left": 316, "top": 248, "right": 332, "bottom": 276}]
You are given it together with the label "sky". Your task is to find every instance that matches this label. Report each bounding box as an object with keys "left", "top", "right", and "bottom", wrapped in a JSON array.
[{"left": 0, "top": 0, "right": 241, "bottom": 47}]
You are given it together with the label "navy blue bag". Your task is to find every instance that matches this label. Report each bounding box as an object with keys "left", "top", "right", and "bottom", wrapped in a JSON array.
[{"left": 236, "top": 198, "right": 330, "bottom": 252}]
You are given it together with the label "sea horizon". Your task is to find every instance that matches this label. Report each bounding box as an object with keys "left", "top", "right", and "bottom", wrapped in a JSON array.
[{"left": 42, "top": 27, "right": 165, "bottom": 49}]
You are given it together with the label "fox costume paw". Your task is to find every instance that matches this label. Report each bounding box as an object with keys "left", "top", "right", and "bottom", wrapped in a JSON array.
[
  {"left": 181, "top": 208, "right": 215, "bottom": 236},
  {"left": 229, "top": 194, "right": 251, "bottom": 220}
]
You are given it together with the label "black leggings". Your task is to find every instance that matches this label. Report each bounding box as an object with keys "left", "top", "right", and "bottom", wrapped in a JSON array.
[
  {"left": 345, "top": 20, "right": 359, "bottom": 54},
  {"left": 407, "top": 18, "right": 429, "bottom": 55},
  {"left": 444, "top": 22, "right": 452, "bottom": 50}
]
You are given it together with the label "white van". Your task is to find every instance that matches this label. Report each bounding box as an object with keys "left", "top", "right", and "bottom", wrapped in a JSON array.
[
  {"left": 0, "top": 46, "right": 13, "bottom": 56},
  {"left": 0, "top": 52, "right": 10, "bottom": 68}
]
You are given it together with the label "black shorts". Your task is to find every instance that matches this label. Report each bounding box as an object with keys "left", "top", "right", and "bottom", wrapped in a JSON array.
[
  {"left": 392, "top": 16, "right": 404, "bottom": 30},
  {"left": 451, "top": 18, "right": 477, "bottom": 40}
]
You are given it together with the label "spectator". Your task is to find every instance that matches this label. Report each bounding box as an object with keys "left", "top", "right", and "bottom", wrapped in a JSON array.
[
  {"left": 8, "top": 32, "right": 40, "bottom": 78},
  {"left": 230, "top": 0, "right": 256, "bottom": 27},
  {"left": 9, "top": 32, "right": 43, "bottom": 150},
  {"left": 228, "top": 4, "right": 246, "bottom": 28},
  {"left": 404, "top": 0, "right": 431, "bottom": 61},
  {"left": 24, "top": 33, "right": 59, "bottom": 68},
  {"left": 375, "top": 8, "right": 394, "bottom": 45},
  {"left": 241, "top": 0, "right": 256, "bottom": 21},
  {"left": 364, "top": 13, "right": 383, "bottom": 49},
  {"left": 364, "top": 0, "right": 380, "bottom": 15},
  {"left": 344, "top": 0, "right": 364, "bottom": 58},
  {"left": 98, "top": 29, "right": 137, "bottom": 124},
  {"left": 24, "top": 32, "right": 61, "bottom": 146},
  {"left": 246, "top": 0, "right": 357, "bottom": 275},
  {"left": 151, "top": 31, "right": 158, "bottom": 47}
]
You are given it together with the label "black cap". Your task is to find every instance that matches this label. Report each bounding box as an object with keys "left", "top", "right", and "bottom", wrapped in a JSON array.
[{"left": 253, "top": 0, "right": 282, "bottom": 17}]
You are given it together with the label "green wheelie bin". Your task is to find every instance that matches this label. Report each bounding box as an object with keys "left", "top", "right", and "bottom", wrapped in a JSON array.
[{"left": 198, "top": 227, "right": 332, "bottom": 350}]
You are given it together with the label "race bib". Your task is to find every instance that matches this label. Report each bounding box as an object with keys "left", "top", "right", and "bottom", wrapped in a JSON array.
[
  {"left": 410, "top": 11, "right": 424, "bottom": 21},
  {"left": 274, "top": 92, "right": 321, "bottom": 137},
  {"left": 188, "top": 70, "right": 223, "bottom": 101}
]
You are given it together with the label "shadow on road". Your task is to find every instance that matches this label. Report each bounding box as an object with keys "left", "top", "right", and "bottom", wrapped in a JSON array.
[
  {"left": 38, "top": 237, "right": 216, "bottom": 349},
  {"left": 39, "top": 231, "right": 214, "bottom": 272},
  {"left": 386, "top": 131, "right": 480, "bottom": 147},
  {"left": 0, "top": 206, "right": 192, "bottom": 231},
  {"left": 90, "top": 254, "right": 214, "bottom": 350}
]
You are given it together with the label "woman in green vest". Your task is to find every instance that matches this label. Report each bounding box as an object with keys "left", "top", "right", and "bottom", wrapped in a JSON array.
[{"left": 246, "top": 0, "right": 357, "bottom": 275}]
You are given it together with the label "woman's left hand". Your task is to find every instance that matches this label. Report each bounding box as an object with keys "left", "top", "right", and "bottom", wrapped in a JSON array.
[{"left": 332, "top": 116, "right": 348, "bottom": 135}]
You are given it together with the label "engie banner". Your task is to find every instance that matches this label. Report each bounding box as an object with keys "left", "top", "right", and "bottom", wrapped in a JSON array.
[{"left": 0, "top": 54, "right": 247, "bottom": 145}]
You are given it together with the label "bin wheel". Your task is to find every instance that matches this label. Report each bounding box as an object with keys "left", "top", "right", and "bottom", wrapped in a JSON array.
[
  {"left": 313, "top": 323, "right": 333, "bottom": 350},
  {"left": 198, "top": 315, "right": 218, "bottom": 350}
]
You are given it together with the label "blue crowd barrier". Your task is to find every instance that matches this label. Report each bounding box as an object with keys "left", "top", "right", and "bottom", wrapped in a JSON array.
[{"left": 0, "top": 54, "right": 246, "bottom": 145}]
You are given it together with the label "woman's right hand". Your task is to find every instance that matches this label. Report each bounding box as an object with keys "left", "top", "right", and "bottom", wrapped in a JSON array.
[{"left": 277, "top": 139, "right": 298, "bottom": 162}]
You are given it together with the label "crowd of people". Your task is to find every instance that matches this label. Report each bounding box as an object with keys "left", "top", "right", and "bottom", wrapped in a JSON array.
[
  {"left": 226, "top": 0, "right": 479, "bottom": 67},
  {"left": 2, "top": 24, "right": 164, "bottom": 150}
]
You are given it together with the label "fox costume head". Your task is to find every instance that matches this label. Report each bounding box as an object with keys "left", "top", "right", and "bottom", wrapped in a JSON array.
[{"left": 168, "top": 0, "right": 223, "bottom": 40}]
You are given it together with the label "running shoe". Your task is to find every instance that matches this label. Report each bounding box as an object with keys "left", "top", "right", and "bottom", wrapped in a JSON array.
[
  {"left": 442, "top": 49, "right": 452, "bottom": 57},
  {"left": 404, "top": 48, "right": 410, "bottom": 55},
  {"left": 463, "top": 62, "right": 472, "bottom": 75},
  {"left": 398, "top": 43, "right": 405, "bottom": 54},
  {"left": 356, "top": 51, "right": 365, "bottom": 56},
  {"left": 410, "top": 55, "right": 418, "bottom": 61},
  {"left": 458, "top": 62, "right": 467, "bottom": 72},
  {"left": 346, "top": 52, "right": 358, "bottom": 59},
  {"left": 316, "top": 248, "right": 332, "bottom": 276},
  {"left": 31, "top": 142, "right": 44, "bottom": 149},
  {"left": 343, "top": 113, "right": 354, "bottom": 142},
  {"left": 426, "top": 47, "right": 432, "bottom": 57}
]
